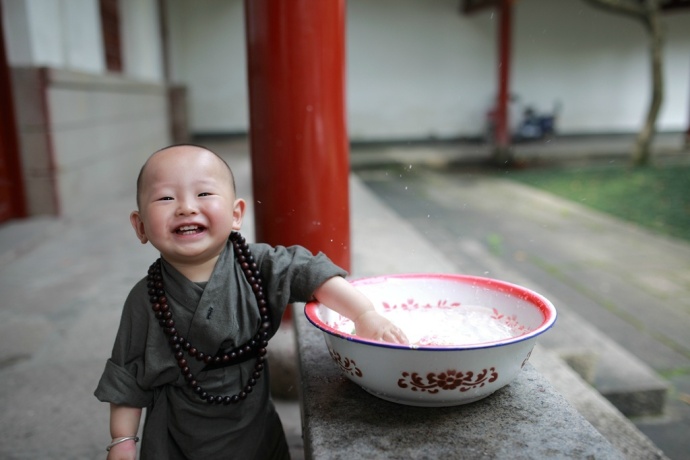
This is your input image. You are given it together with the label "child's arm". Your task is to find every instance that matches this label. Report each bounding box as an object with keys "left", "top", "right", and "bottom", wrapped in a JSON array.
[
  {"left": 312, "top": 276, "right": 409, "bottom": 344},
  {"left": 106, "top": 404, "right": 142, "bottom": 460}
]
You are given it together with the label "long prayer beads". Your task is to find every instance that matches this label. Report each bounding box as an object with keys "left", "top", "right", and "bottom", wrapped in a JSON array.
[{"left": 146, "top": 232, "right": 271, "bottom": 404}]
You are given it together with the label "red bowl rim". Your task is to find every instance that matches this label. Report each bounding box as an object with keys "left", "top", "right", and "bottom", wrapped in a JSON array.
[{"left": 304, "top": 273, "right": 557, "bottom": 351}]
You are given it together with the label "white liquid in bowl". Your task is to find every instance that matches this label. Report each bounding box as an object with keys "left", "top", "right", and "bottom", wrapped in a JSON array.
[{"left": 331, "top": 305, "right": 528, "bottom": 346}]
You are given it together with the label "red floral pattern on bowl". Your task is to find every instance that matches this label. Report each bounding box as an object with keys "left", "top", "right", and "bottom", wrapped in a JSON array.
[
  {"left": 398, "top": 367, "right": 499, "bottom": 393},
  {"left": 328, "top": 348, "right": 363, "bottom": 378},
  {"left": 306, "top": 274, "right": 557, "bottom": 407}
]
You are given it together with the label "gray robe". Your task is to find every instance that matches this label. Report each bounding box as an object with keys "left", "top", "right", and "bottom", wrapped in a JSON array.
[{"left": 95, "top": 240, "right": 346, "bottom": 459}]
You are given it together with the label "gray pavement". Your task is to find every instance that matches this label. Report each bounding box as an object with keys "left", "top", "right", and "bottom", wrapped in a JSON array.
[
  {"left": 350, "top": 134, "right": 690, "bottom": 460},
  {"left": 0, "top": 134, "right": 688, "bottom": 459}
]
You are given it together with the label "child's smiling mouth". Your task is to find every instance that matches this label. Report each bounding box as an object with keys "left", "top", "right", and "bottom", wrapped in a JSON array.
[{"left": 175, "top": 225, "right": 205, "bottom": 235}]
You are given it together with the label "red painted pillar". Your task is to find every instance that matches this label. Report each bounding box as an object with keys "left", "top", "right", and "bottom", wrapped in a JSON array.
[
  {"left": 0, "top": 2, "right": 27, "bottom": 222},
  {"left": 244, "top": 2, "right": 350, "bottom": 284},
  {"left": 495, "top": 0, "right": 513, "bottom": 153}
]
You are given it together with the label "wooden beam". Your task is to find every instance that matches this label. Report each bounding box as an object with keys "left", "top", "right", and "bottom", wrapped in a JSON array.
[
  {"left": 661, "top": 0, "right": 690, "bottom": 12},
  {"left": 461, "top": 0, "right": 500, "bottom": 15}
]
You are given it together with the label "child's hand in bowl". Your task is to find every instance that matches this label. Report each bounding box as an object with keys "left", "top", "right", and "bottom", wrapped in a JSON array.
[{"left": 353, "top": 311, "right": 409, "bottom": 345}]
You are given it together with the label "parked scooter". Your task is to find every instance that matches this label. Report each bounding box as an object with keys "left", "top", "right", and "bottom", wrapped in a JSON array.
[{"left": 485, "top": 95, "right": 561, "bottom": 143}]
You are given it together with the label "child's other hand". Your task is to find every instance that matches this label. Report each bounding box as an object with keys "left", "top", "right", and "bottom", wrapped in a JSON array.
[
  {"left": 353, "top": 311, "right": 409, "bottom": 345},
  {"left": 107, "top": 440, "right": 137, "bottom": 460}
]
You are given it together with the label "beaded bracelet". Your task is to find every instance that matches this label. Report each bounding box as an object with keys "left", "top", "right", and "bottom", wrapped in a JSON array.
[{"left": 106, "top": 436, "right": 140, "bottom": 452}]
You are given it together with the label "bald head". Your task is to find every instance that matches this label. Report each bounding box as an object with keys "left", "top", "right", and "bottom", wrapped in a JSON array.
[{"left": 135, "top": 144, "right": 236, "bottom": 209}]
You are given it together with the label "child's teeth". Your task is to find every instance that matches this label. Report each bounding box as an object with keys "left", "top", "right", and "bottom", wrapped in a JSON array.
[{"left": 178, "top": 225, "right": 199, "bottom": 234}]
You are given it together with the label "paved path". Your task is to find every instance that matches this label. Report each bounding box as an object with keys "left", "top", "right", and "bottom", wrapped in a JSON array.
[
  {"left": 0, "top": 139, "right": 263, "bottom": 459},
  {"left": 0, "top": 135, "right": 687, "bottom": 459},
  {"left": 351, "top": 139, "right": 690, "bottom": 460}
]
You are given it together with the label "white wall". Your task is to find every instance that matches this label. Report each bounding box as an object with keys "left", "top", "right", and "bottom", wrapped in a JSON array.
[
  {"left": 166, "top": 0, "right": 248, "bottom": 133},
  {"left": 348, "top": 0, "right": 690, "bottom": 139},
  {"left": 660, "top": 12, "right": 690, "bottom": 131},
  {"left": 513, "top": 0, "right": 690, "bottom": 134},
  {"left": 7, "top": 0, "right": 686, "bottom": 140},
  {"left": 2, "top": 0, "right": 167, "bottom": 81},
  {"left": 514, "top": 1, "right": 648, "bottom": 133},
  {"left": 3, "top": 0, "right": 170, "bottom": 216},
  {"left": 164, "top": 0, "right": 689, "bottom": 140},
  {"left": 120, "top": 0, "right": 165, "bottom": 81},
  {"left": 2, "top": 0, "right": 104, "bottom": 73},
  {"left": 61, "top": 0, "right": 104, "bottom": 73},
  {"left": 347, "top": 0, "right": 497, "bottom": 140},
  {"left": 11, "top": 68, "right": 170, "bottom": 216},
  {"left": 45, "top": 71, "right": 169, "bottom": 215}
]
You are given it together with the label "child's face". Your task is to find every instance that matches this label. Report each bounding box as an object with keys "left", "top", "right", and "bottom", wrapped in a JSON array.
[{"left": 129, "top": 146, "right": 245, "bottom": 268}]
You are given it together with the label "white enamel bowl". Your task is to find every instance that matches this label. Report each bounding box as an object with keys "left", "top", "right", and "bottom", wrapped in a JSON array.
[{"left": 305, "top": 274, "right": 557, "bottom": 407}]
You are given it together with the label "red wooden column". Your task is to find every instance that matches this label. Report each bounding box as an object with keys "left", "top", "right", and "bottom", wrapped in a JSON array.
[
  {"left": 0, "top": 2, "right": 27, "bottom": 222},
  {"left": 495, "top": 0, "right": 513, "bottom": 162},
  {"left": 244, "top": 2, "right": 350, "bottom": 266}
]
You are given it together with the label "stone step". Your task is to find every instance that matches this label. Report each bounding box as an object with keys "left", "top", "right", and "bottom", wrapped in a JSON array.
[
  {"left": 350, "top": 166, "right": 672, "bottom": 419},
  {"left": 530, "top": 345, "right": 669, "bottom": 460},
  {"left": 538, "top": 306, "right": 669, "bottom": 417},
  {"left": 267, "top": 174, "right": 670, "bottom": 457},
  {"left": 270, "top": 318, "right": 670, "bottom": 459}
]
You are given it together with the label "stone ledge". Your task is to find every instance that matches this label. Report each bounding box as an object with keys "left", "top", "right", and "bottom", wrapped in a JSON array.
[
  {"left": 530, "top": 345, "right": 668, "bottom": 460},
  {"left": 295, "top": 312, "right": 625, "bottom": 459},
  {"left": 538, "top": 307, "right": 669, "bottom": 417}
]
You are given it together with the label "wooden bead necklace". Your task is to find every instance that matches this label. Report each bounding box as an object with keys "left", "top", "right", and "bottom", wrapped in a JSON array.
[{"left": 146, "top": 231, "right": 271, "bottom": 404}]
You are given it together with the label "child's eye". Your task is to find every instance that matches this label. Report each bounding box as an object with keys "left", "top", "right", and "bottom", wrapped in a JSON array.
[
  {"left": 198, "top": 192, "right": 212, "bottom": 197},
  {"left": 158, "top": 196, "right": 174, "bottom": 201}
]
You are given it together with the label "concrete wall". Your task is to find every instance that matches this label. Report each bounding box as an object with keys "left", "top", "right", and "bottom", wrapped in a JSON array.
[
  {"left": 512, "top": 0, "right": 690, "bottom": 134},
  {"left": 120, "top": 0, "right": 165, "bottom": 81},
  {"left": 347, "top": 0, "right": 496, "bottom": 140},
  {"left": 11, "top": 68, "right": 169, "bottom": 216},
  {"left": 3, "top": 0, "right": 171, "bottom": 217},
  {"left": 3, "top": 0, "right": 688, "bottom": 218},
  {"left": 166, "top": 0, "right": 248, "bottom": 134},
  {"left": 165, "top": 0, "right": 690, "bottom": 140},
  {"left": 2, "top": 0, "right": 105, "bottom": 73},
  {"left": 2, "top": 0, "right": 165, "bottom": 81}
]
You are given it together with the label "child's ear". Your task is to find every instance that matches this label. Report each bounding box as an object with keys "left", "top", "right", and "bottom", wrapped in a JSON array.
[
  {"left": 130, "top": 211, "right": 149, "bottom": 244},
  {"left": 232, "top": 199, "right": 246, "bottom": 230}
]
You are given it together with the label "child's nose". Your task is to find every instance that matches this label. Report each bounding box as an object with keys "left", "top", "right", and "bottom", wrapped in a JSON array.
[{"left": 176, "top": 198, "right": 198, "bottom": 215}]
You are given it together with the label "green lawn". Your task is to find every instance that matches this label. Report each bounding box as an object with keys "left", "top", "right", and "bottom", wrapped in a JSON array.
[{"left": 505, "top": 162, "right": 690, "bottom": 243}]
